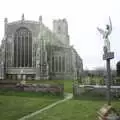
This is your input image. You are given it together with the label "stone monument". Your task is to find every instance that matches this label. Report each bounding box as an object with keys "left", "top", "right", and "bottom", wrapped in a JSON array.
[
  {"left": 97, "top": 17, "right": 120, "bottom": 120},
  {"left": 97, "top": 16, "right": 112, "bottom": 53},
  {"left": 97, "top": 16, "right": 114, "bottom": 105}
]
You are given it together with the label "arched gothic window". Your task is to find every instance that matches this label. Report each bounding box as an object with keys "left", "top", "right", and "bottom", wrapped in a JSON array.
[{"left": 14, "top": 27, "right": 32, "bottom": 67}]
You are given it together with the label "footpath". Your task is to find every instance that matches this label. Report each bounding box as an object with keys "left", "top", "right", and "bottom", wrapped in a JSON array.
[{"left": 18, "top": 93, "right": 73, "bottom": 120}]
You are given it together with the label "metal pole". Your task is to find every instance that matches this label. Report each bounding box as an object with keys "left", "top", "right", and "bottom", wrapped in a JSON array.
[{"left": 106, "top": 59, "right": 111, "bottom": 105}]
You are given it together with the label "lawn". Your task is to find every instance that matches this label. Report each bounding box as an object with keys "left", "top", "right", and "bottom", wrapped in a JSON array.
[
  {"left": 27, "top": 99, "right": 120, "bottom": 120},
  {"left": 2, "top": 77, "right": 115, "bottom": 120},
  {"left": 25, "top": 78, "right": 120, "bottom": 120},
  {"left": 0, "top": 79, "right": 73, "bottom": 120},
  {"left": 64, "top": 80, "right": 73, "bottom": 93},
  {"left": 26, "top": 80, "right": 64, "bottom": 85},
  {"left": 0, "top": 91, "right": 60, "bottom": 120},
  {"left": 0, "top": 80, "right": 64, "bottom": 85}
]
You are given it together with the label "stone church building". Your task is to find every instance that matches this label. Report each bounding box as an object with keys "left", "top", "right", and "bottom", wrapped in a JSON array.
[{"left": 0, "top": 14, "right": 83, "bottom": 80}]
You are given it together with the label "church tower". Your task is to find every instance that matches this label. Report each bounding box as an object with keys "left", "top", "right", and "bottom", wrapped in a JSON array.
[{"left": 53, "top": 19, "right": 69, "bottom": 46}]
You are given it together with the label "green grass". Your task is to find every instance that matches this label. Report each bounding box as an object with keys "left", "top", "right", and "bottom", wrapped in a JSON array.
[
  {"left": 26, "top": 80, "right": 64, "bottom": 85},
  {"left": 0, "top": 95, "right": 59, "bottom": 120},
  {"left": 0, "top": 89, "right": 61, "bottom": 120},
  {"left": 64, "top": 80, "right": 73, "bottom": 93},
  {"left": 27, "top": 99, "right": 120, "bottom": 120},
  {"left": 0, "top": 80, "right": 64, "bottom": 85},
  {"left": 0, "top": 79, "right": 73, "bottom": 120},
  {"left": 0, "top": 78, "right": 120, "bottom": 120},
  {"left": 0, "top": 88, "right": 64, "bottom": 98}
]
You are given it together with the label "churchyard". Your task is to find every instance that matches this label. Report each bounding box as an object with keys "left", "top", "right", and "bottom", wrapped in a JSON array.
[
  {"left": 26, "top": 77, "right": 120, "bottom": 120},
  {"left": 0, "top": 79, "right": 64, "bottom": 120},
  {"left": 0, "top": 77, "right": 120, "bottom": 120}
]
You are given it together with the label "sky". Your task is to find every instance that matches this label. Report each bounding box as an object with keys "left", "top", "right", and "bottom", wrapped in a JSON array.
[{"left": 0, "top": 0, "right": 120, "bottom": 70}]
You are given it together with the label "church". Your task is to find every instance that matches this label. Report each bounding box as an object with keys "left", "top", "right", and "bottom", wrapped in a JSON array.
[{"left": 0, "top": 14, "right": 83, "bottom": 80}]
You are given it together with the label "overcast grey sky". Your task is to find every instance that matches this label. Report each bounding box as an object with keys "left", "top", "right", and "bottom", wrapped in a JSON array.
[{"left": 0, "top": 0, "right": 120, "bottom": 70}]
